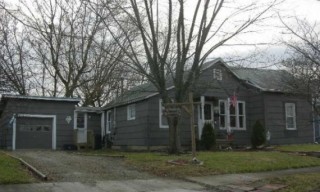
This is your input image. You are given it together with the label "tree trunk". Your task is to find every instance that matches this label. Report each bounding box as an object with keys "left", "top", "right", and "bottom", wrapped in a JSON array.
[{"left": 168, "top": 116, "right": 181, "bottom": 154}]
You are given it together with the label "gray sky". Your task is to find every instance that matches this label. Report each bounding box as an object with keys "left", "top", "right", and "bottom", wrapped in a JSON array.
[
  {"left": 6, "top": 0, "right": 320, "bottom": 67},
  {"left": 209, "top": 0, "right": 320, "bottom": 66}
]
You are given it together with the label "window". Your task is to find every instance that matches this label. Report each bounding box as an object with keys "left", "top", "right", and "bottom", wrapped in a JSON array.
[
  {"left": 106, "top": 111, "right": 112, "bottom": 134},
  {"left": 213, "top": 69, "right": 222, "bottom": 81},
  {"left": 159, "top": 99, "right": 169, "bottom": 128},
  {"left": 285, "top": 103, "right": 296, "bottom": 130},
  {"left": 77, "top": 112, "right": 85, "bottom": 129},
  {"left": 19, "top": 124, "right": 51, "bottom": 132},
  {"left": 199, "top": 103, "right": 213, "bottom": 121},
  {"left": 127, "top": 104, "right": 136, "bottom": 120},
  {"left": 219, "top": 100, "right": 246, "bottom": 130}
]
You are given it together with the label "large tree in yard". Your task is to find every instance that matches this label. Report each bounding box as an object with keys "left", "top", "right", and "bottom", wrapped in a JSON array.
[{"left": 93, "top": 0, "right": 279, "bottom": 153}]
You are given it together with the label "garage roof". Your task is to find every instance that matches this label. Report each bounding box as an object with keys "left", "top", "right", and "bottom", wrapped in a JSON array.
[{"left": 1, "top": 94, "right": 81, "bottom": 102}]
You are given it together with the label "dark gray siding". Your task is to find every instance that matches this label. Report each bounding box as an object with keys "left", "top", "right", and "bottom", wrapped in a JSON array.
[
  {"left": 0, "top": 101, "right": 12, "bottom": 149},
  {"left": 145, "top": 95, "right": 191, "bottom": 147},
  {"left": 0, "top": 98, "right": 77, "bottom": 149},
  {"left": 263, "top": 93, "right": 313, "bottom": 144},
  {"left": 112, "top": 100, "right": 148, "bottom": 147},
  {"left": 87, "top": 112, "right": 101, "bottom": 135}
]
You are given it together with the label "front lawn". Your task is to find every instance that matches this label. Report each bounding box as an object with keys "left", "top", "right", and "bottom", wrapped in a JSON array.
[
  {"left": 0, "top": 152, "right": 35, "bottom": 184},
  {"left": 89, "top": 151, "right": 320, "bottom": 177},
  {"left": 275, "top": 144, "right": 320, "bottom": 152}
]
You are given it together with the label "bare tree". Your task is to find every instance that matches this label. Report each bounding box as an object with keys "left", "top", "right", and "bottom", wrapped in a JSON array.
[
  {"left": 0, "top": 4, "right": 33, "bottom": 95},
  {"left": 281, "top": 17, "right": 320, "bottom": 114},
  {"left": 92, "top": 0, "right": 280, "bottom": 153},
  {"left": 8, "top": 0, "right": 105, "bottom": 97}
]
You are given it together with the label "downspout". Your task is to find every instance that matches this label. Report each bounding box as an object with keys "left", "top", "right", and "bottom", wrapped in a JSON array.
[
  {"left": 146, "top": 99, "right": 150, "bottom": 151},
  {"left": 10, "top": 114, "right": 16, "bottom": 150},
  {"left": 312, "top": 97, "right": 316, "bottom": 142},
  {"left": 200, "top": 96, "right": 205, "bottom": 139}
]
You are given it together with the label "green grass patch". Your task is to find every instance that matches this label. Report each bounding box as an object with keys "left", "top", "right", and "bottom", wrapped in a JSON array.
[
  {"left": 275, "top": 144, "right": 320, "bottom": 152},
  {"left": 257, "top": 173, "right": 320, "bottom": 192},
  {"left": 0, "top": 152, "right": 35, "bottom": 184},
  {"left": 91, "top": 150, "right": 320, "bottom": 177}
]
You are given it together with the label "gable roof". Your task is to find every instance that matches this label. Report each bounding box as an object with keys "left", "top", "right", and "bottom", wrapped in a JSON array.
[
  {"left": 104, "top": 58, "right": 292, "bottom": 109},
  {"left": 229, "top": 67, "right": 292, "bottom": 92}
]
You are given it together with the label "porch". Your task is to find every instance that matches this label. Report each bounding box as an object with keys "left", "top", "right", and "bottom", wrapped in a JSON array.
[
  {"left": 73, "top": 107, "right": 105, "bottom": 150},
  {"left": 195, "top": 95, "right": 245, "bottom": 141}
]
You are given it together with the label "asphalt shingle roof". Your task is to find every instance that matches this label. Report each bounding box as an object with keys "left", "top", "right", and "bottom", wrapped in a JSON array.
[{"left": 229, "top": 67, "right": 292, "bottom": 92}]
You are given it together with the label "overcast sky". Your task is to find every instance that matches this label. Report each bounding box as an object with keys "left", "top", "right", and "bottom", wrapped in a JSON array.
[
  {"left": 210, "top": 0, "right": 320, "bottom": 67},
  {"left": 5, "top": 0, "right": 320, "bottom": 67}
]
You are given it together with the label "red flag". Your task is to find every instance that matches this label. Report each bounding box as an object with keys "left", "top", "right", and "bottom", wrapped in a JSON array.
[{"left": 230, "top": 93, "right": 237, "bottom": 107}]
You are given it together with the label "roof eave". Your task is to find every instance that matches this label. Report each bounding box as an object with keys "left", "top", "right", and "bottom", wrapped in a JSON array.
[
  {"left": 1, "top": 94, "right": 81, "bottom": 103},
  {"left": 103, "top": 86, "right": 175, "bottom": 110}
]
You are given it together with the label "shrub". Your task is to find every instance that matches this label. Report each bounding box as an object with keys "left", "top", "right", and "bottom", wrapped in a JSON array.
[
  {"left": 251, "top": 120, "right": 266, "bottom": 149},
  {"left": 201, "top": 123, "right": 216, "bottom": 150}
]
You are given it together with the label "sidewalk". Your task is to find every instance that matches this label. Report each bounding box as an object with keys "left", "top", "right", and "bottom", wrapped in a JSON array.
[{"left": 185, "top": 166, "right": 320, "bottom": 192}]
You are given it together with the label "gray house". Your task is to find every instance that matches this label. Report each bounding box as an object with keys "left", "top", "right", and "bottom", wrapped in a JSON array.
[
  {"left": 103, "top": 58, "right": 314, "bottom": 150},
  {"left": 0, "top": 95, "right": 81, "bottom": 150}
]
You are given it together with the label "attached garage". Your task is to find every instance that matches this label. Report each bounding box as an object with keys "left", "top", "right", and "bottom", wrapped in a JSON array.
[{"left": 0, "top": 95, "right": 80, "bottom": 150}]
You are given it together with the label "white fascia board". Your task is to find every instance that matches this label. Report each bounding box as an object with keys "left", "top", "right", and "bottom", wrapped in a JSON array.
[{"left": 2, "top": 94, "right": 80, "bottom": 102}]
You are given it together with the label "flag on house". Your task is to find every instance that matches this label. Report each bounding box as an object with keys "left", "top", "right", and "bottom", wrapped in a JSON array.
[{"left": 230, "top": 92, "right": 237, "bottom": 107}]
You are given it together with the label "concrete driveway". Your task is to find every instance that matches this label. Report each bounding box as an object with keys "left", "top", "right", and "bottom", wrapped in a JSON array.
[
  {"left": 3, "top": 150, "right": 210, "bottom": 192},
  {"left": 0, "top": 180, "right": 208, "bottom": 192},
  {"left": 9, "top": 150, "right": 154, "bottom": 182}
]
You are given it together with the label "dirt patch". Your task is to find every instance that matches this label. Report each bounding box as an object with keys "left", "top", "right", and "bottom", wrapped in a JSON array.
[{"left": 9, "top": 150, "right": 155, "bottom": 183}]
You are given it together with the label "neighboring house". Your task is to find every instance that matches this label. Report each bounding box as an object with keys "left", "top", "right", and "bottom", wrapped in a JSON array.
[
  {"left": 103, "top": 58, "right": 314, "bottom": 150},
  {"left": 0, "top": 95, "right": 81, "bottom": 150}
]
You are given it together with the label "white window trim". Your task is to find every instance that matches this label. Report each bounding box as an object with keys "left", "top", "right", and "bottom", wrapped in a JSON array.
[
  {"left": 159, "top": 99, "right": 169, "bottom": 128},
  {"left": 12, "top": 114, "right": 57, "bottom": 150},
  {"left": 127, "top": 104, "right": 136, "bottom": 120},
  {"left": 219, "top": 100, "right": 246, "bottom": 130},
  {"left": 106, "top": 110, "right": 112, "bottom": 134},
  {"left": 285, "top": 103, "right": 297, "bottom": 130},
  {"left": 213, "top": 68, "right": 222, "bottom": 81},
  {"left": 74, "top": 112, "right": 87, "bottom": 129}
]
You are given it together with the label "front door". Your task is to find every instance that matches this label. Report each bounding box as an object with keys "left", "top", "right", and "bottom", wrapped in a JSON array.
[
  {"left": 76, "top": 112, "right": 87, "bottom": 143},
  {"left": 198, "top": 103, "right": 214, "bottom": 138}
]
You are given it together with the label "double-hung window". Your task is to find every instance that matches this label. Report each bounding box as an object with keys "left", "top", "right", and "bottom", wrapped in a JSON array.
[
  {"left": 127, "top": 104, "right": 136, "bottom": 120},
  {"left": 219, "top": 100, "right": 246, "bottom": 130},
  {"left": 285, "top": 103, "right": 296, "bottom": 130}
]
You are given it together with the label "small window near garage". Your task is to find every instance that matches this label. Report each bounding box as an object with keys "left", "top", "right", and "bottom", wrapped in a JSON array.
[
  {"left": 285, "top": 103, "right": 296, "bottom": 130},
  {"left": 213, "top": 69, "right": 222, "bottom": 81},
  {"left": 159, "top": 99, "right": 169, "bottom": 128},
  {"left": 77, "top": 112, "right": 85, "bottom": 129},
  {"left": 127, "top": 104, "right": 136, "bottom": 120}
]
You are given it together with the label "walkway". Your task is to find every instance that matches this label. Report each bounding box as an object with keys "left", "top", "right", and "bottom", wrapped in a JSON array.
[{"left": 186, "top": 166, "right": 320, "bottom": 192}]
